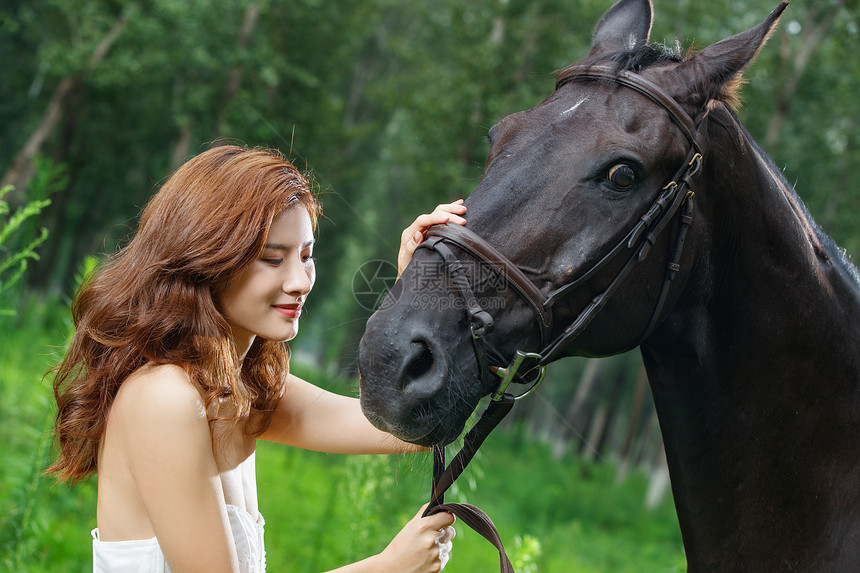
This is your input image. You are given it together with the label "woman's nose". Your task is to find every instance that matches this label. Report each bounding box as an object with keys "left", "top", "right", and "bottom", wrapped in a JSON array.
[{"left": 282, "top": 262, "right": 314, "bottom": 295}]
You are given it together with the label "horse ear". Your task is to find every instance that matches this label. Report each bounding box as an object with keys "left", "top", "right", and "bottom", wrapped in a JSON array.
[
  {"left": 667, "top": 2, "right": 789, "bottom": 113},
  {"left": 590, "top": 0, "right": 653, "bottom": 56}
]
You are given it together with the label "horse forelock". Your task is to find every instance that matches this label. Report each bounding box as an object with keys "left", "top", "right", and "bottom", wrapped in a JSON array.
[
  {"left": 554, "top": 41, "right": 748, "bottom": 112},
  {"left": 555, "top": 42, "right": 685, "bottom": 91},
  {"left": 607, "top": 41, "right": 686, "bottom": 72}
]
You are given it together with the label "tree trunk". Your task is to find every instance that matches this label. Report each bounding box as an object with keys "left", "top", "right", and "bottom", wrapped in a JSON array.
[
  {"left": 582, "top": 365, "right": 628, "bottom": 461},
  {"left": 644, "top": 445, "right": 671, "bottom": 509},
  {"left": 1, "top": 10, "right": 130, "bottom": 196},
  {"left": 173, "top": 3, "right": 260, "bottom": 170},
  {"left": 217, "top": 3, "right": 260, "bottom": 136},
  {"left": 615, "top": 361, "right": 649, "bottom": 482},
  {"left": 169, "top": 124, "right": 193, "bottom": 172},
  {"left": 457, "top": 1, "right": 508, "bottom": 168},
  {"left": 765, "top": 1, "right": 848, "bottom": 147}
]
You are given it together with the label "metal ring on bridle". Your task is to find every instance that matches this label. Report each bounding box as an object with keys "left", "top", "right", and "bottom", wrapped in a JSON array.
[{"left": 490, "top": 351, "right": 546, "bottom": 401}]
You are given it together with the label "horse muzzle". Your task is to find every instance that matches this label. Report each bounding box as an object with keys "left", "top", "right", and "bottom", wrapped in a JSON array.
[{"left": 357, "top": 314, "right": 479, "bottom": 446}]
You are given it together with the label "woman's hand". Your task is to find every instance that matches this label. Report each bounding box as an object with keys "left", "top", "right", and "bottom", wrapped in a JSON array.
[
  {"left": 397, "top": 200, "right": 467, "bottom": 277},
  {"left": 377, "top": 504, "right": 456, "bottom": 573}
]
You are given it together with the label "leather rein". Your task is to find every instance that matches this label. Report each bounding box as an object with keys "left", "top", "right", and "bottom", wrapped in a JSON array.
[{"left": 416, "top": 66, "right": 709, "bottom": 572}]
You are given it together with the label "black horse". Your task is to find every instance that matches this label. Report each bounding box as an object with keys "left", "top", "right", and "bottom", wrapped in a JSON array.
[{"left": 358, "top": 0, "right": 860, "bottom": 569}]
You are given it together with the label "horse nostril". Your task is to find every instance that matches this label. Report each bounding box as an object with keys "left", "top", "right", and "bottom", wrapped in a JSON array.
[{"left": 404, "top": 339, "right": 434, "bottom": 384}]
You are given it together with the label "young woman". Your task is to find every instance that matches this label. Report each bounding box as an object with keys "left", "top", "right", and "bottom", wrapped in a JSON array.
[{"left": 48, "top": 145, "right": 466, "bottom": 573}]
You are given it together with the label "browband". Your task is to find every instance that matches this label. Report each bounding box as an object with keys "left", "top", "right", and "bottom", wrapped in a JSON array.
[{"left": 557, "top": 66, "right": 700, "bottom": 151}]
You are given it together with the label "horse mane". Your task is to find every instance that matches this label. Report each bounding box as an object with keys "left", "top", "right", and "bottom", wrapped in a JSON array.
[{"left": 728, "top": 108, "right": 860, "bottom": 288}]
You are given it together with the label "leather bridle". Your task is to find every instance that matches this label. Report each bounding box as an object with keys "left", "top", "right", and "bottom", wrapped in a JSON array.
[
  {"left": 416, "top": 66, "right": 710, "bottom": 572},
  {"left": 418, "top": 66, "right": 707, "bottom": 402}
]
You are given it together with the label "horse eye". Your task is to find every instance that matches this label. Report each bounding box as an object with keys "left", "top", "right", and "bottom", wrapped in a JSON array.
[{"left": 607, "top": 164, "right": 636, "bottom": 188}]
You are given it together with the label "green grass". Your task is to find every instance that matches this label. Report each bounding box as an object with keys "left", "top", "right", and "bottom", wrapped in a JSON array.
[
  {"left": 0, "top": 297, "right": 686, "bottom": 572},
  {"left": 254, "top": 423, "right": 686, "bottom": 573},
  {"left": 0, "top": 294, "right": 96, "bottom": 572}
]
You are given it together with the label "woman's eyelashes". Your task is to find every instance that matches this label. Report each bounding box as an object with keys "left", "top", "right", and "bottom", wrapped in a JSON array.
[{"left": 260, "top": 251, "right": 314, "bottom": 266}]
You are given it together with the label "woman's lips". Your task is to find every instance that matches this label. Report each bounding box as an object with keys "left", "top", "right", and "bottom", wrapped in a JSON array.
[{"left": 273, "top": 304, "right": 302, "bottom": 318}]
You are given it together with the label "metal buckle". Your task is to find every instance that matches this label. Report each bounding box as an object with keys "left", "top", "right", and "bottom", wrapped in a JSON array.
[
  {"left": 491, "top": 351, "right": 546, "bottom": 401},
  {"left": 688, "top": 152, "right": 703, "bottom": 170},
  {"left": 661, "top": 180, "right": 678, "bottom": 193}
]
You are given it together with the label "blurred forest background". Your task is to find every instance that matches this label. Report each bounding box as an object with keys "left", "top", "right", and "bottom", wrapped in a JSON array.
[{"left": 2, "top": 0, "right": 859, "bottom": 571}]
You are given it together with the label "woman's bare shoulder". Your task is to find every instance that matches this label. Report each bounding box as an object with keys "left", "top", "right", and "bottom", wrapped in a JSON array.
[{"left": 112, "top": 363, "right": 208, "bottom": 433}]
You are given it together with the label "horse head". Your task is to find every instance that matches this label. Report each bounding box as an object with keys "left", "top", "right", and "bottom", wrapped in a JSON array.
[{"left": 358, "top": 0, "right": 788, "bottom": 447}]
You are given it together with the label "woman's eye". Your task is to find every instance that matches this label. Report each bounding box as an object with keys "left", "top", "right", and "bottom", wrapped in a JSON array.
[
  {"left": 303, "top": 255, "right": 316, "bottom": 264},
  {"left": 262, "top": 258, "right": 283, "bottom": 266},
  {"left": 607, "top": 164, "right": 636, "bottom": 188}
]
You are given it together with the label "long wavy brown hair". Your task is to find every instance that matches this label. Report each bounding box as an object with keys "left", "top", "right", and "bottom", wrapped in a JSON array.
[{"left": 47, "top": 145, "right": 321, "bottom": 482}]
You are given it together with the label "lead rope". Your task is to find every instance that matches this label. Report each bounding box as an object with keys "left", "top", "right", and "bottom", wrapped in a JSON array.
[{"left": 423, "top": 394, "right": 516, "bottom": 573}]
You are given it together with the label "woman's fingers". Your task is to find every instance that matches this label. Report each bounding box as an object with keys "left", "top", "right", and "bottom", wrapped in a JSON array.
[{"left": 397, "top": 200, "right": 466, "bottom": 277}]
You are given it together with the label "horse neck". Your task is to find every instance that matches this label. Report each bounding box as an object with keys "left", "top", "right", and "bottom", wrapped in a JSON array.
[
  {"left": 640, "top": 107, "right": 860, "bottom": 568},
  {"left": 652, "top": 106, "right": 860, "bottom": 362}
]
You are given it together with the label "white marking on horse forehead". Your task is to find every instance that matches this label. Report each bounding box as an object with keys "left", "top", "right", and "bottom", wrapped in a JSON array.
[{"left": 560, "top": 96, "right": 589, "bottom": 118}]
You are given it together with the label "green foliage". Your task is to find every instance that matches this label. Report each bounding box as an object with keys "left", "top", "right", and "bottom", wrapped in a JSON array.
[
  {"left": 0, "top": 254, "right": 99, "bottom": 571},
  {"left": 512, "top": 534, "right": 543, "bottom": 573},
  {"left": 0, "top": 292, "right": 94, "bottom": 572},
  {"left": 0, "top": 155, "right": 66, "bottom": 316},
  {"left": 0, "top": 185, "right": 50, "bottom": 314}
]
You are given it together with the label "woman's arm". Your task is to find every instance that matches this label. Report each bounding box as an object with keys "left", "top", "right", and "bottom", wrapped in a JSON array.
[
  {"left": 260, "top": 384, "right": 457, "bottom": 572},
  {"left": 260, "top": 373, "right": 422, "bottom": 454},
  {"left": 261, "top": 201, "right": 467, "bottom": 452},
  {"left": 109, "top": 365, "right": 240, "bottom": 572}
]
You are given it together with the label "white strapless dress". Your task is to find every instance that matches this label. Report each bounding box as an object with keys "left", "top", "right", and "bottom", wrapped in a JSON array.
[{"left": 91, "top": 504, "right": 265, "bottom": 572}]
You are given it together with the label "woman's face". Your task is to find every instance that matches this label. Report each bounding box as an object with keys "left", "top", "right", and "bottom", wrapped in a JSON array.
[{"left": 218, "top": 206, "right": 316, "bottom": 356}]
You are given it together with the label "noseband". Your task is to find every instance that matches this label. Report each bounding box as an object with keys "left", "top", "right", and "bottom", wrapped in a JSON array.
[
  {"left": 417, "top": 65, "right": 707, "bottom": 399},
  {"left": 416, "top": 67, "right": 709, "bottom": 571}
]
